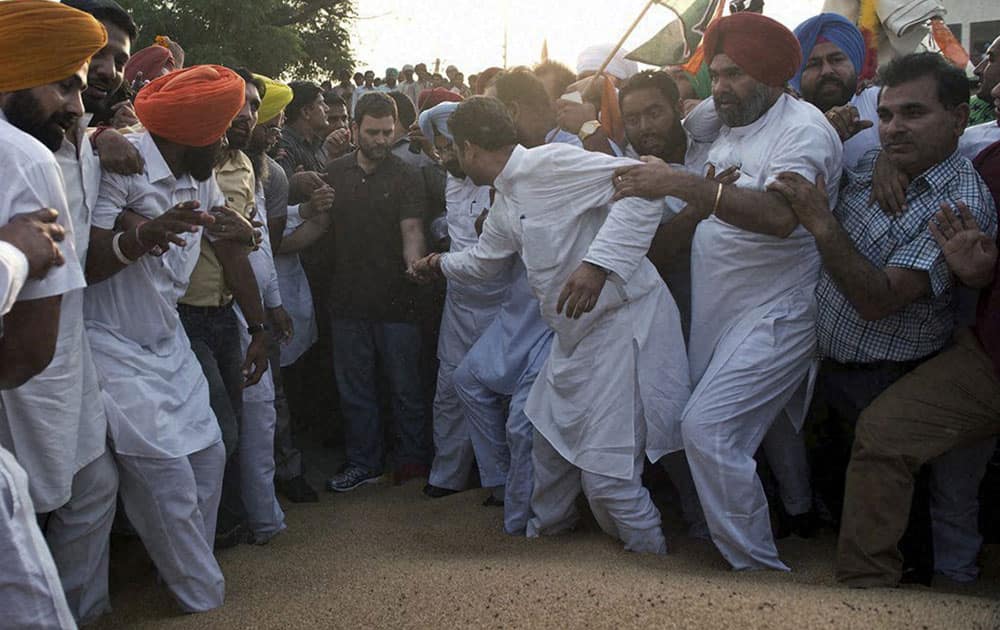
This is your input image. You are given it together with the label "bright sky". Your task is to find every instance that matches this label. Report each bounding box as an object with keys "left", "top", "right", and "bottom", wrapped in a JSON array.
[{"left": 350, "top": 0, "right": 826, "bottom": 76}]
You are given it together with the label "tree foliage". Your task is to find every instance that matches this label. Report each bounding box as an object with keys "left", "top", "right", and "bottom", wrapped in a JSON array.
[{"left": 118, "top": 0, "right": 356, "bottom": 81}]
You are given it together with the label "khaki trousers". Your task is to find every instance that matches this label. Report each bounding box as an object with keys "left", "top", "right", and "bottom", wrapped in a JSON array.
[{"left": 837, "top": 329, "right": 1000, "bottom": 586}]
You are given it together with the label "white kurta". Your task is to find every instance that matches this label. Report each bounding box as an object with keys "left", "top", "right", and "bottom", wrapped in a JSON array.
[
  {"left": 681, "top": 93, "right": 842, "bottom": 571},
  {"left": 442, "top": 143, "right": 691, "bottom": 481},
  {"left": 688, "top": 94, "right": 843, "bottom": 416},
  {"left": 437, "top": 176, "right": 511, "bottom": 366},
  {"left": 84, "top": 131, "right": 223, "bottom": 459},
  {"left": 960, "top": 121, "right": 1000, "bottom": 161},
  {"left": 0, "top": 114, "right": 88, "bottom": 513},
  {"left": 275, "top": 204, "right": 318, "bottom": 367}
]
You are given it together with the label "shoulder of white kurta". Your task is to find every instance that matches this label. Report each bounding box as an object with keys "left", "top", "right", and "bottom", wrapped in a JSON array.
[
  {"left": 768, "top": 96, "right": 843, "bottom": 158},
  {"left": 0, "top": 119, "right": 58, "bottom": 169}
]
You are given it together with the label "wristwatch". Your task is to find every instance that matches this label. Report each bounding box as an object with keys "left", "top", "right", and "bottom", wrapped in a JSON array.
[
  {"left": 247, "top": 322, "right": 269, "bottom": 336},
  {"left": 578, "top": 120, "right": 601, "bottom": 142}
]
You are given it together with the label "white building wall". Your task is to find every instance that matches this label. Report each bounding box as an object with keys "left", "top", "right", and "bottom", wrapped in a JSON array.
[{"left": 943, "top": 0, "right": 1000, "bottom": 55}]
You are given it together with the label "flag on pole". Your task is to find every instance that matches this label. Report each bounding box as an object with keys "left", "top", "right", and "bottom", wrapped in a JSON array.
[
  {"left": 929, "top": 18, "right": 974, "bottom": 77},
  {"left": 626, "top": 0, "right": 724, "bottom": 67}
]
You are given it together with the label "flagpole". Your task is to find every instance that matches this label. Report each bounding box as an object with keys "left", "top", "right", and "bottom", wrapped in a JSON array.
[{"left": 585, "top": 0, "right": 657, "bottom": 91}]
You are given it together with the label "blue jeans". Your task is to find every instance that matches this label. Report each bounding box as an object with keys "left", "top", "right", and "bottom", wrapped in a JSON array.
[{"left": 332, "top": 319, "right": 429, "bottom": 473}]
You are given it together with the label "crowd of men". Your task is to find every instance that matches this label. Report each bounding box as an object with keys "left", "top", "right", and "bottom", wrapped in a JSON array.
[{"left": 1, "top": 0, "right": 999, "bottom": 627}]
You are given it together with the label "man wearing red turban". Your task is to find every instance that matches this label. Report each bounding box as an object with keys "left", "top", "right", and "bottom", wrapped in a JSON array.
[
  {"left": 610, "top": 11, "right": 843, "bottom": 572},
  {"left": 123, "top": 44, "right": 176, "bottom": 88},
  {"left": 417, "top": 86, "right": 463, "bottom": 112},
  {"left": 83, "top": 64, "right": 248, "bottom": 613}
]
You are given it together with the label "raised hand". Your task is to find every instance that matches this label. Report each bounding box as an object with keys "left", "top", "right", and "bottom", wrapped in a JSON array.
[
  {"left": 824, "top": 104, "right": 873, "bottom": 142},
  {"left": 136, "top": 200, "right": 215, "bottom": 251},
  {"left": 929, "top": 200, "right": 998, "bottom": 289}
]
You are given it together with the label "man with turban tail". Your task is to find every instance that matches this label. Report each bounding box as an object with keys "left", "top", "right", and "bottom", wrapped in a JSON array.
[{"left": 82, "top": 64, "right": 248, "bottom": 613}]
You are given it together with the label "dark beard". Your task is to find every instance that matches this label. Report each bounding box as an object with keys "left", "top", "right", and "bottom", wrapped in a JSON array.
[
  {"left": 716, "top": 83, "right": 773, "bottom": 127},
  {"left": 804, "top": 75, "right": 855, "bottom": 113},
  {"left": 359, "top": 142, "right": 388, "bottom": 162},
  {"left": 184, "top": 143, "right": 220, "bottom": 181},
  {"left": 226, "top": 123, "right": 252, "bottom": 151},
  {"left": 3, "top": 90, "right": 76, "bottom": 152},
  {"left": 634, "top": 120, "right": 687, "bottom": 161}
]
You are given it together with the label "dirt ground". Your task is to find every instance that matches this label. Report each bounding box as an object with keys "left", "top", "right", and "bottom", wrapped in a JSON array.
[{"left": 92, "top": 473, "right": 1000, "bottom": 630}]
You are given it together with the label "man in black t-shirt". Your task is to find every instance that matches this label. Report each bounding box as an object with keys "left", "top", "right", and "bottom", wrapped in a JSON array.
[{"left": 322, "top": 92, "right": 432, "bottom": 491}]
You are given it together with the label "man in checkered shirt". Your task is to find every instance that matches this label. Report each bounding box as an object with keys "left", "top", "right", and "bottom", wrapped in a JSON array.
[{"left": 771, "top": 53, "right": 997, "bottom": 585}]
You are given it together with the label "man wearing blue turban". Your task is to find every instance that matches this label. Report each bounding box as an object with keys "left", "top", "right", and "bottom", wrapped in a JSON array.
[{"left": 794, "top": 12, "right": 880, "bottom": 170}]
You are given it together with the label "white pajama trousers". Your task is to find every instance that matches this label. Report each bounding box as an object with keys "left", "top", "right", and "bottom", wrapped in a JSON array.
[
  {"left": 454, "top": 360, "right": 535, "bottom": 535},
  {"left": 44, "top": 449, "right": 117, "bottom": 625},
  {"left": 682, "top": 309, "right": 815, "bottom": 571},
  {"left": 0, "top": 449, "right": 76, "bottom": 630},
  {"left": 115, "top": 442, "right": 226, "bottom": 612},
  {"left": 240, "top": 381, "right": 286, "bottom": 542},
  {"left": 429, "top": 360, "right": 477, "bottom": 490},
  {"left": 526, "top": 413, "right": 667, "bottom": 555}
]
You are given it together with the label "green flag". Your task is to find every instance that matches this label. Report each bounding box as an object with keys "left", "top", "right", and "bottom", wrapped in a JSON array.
[{"left": 626, "top": 0, "right": 722, "bottom": 66}]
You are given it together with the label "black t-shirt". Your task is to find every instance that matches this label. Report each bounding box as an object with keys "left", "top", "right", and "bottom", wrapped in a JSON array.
[{"left": 322, "top": 150, "right": 427, "bottom": 322}]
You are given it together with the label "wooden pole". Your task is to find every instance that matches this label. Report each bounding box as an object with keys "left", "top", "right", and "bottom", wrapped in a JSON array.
[{"left": 584, "top": 0, "right": 658, "bottom": 92}]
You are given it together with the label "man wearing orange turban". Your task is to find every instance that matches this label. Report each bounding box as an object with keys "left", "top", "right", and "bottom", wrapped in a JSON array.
[
  {"left": 0, "top": 1, "right": 111, "bottom": 627},
  {"left": 83, "top": 64, "right": 249, "bottom": 614},
  {"left": 135, "top": 64, "right": 246, "bottom": 148},
  {"left": 610, "top": 12, "right": 844, "bottom": 572}
]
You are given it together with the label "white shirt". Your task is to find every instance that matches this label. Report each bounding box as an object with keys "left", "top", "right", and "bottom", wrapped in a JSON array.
[
  {"left": 442, "top": 143, "right": 691, "bottom": 478},
  {"left": 842, "top": 86, "right": 881, "bottom": 171},
  {"left": 0, "top": 242, "right": 27, "bottom": 318},
  {"left": 84, "top": 131, "right": 224, "bottom": 459},
  {"left": 438, "top": 175, "right": 512, "bottom": 365},
  {"left": 960, "top": 121, "right": 1000, "bottom": 161}
]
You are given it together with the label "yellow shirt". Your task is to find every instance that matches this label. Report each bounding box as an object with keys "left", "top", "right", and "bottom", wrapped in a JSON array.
[{"left": 179, "top": 150, "right": 256, "bottom": 307}]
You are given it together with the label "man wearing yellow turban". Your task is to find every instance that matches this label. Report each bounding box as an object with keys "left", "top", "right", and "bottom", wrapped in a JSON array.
[
  {"left": 0, "top": 1, "right": 111, "bottom": 627},
  {"left": 83, "top": 64, "right": 249, "bottom": 613}
]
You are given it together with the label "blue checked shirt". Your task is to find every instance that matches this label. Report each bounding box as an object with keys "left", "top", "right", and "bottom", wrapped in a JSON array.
[{"left": 816, "top": 148, "right": 997, "bottom": 363}]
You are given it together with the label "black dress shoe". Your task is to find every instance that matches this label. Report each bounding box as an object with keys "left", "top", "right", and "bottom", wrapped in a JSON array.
[
  {"left": 279, "top": 475, "right": 319, "bottom": 503},
  {"left": 482, "top": 495, "right": 504, "bottom": 507},
  {"left": 422, "top": 483, "right": 458, "bottom": 499},
  {"left": 900, "top": 566, "right": 933, "bottom": 586}
]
